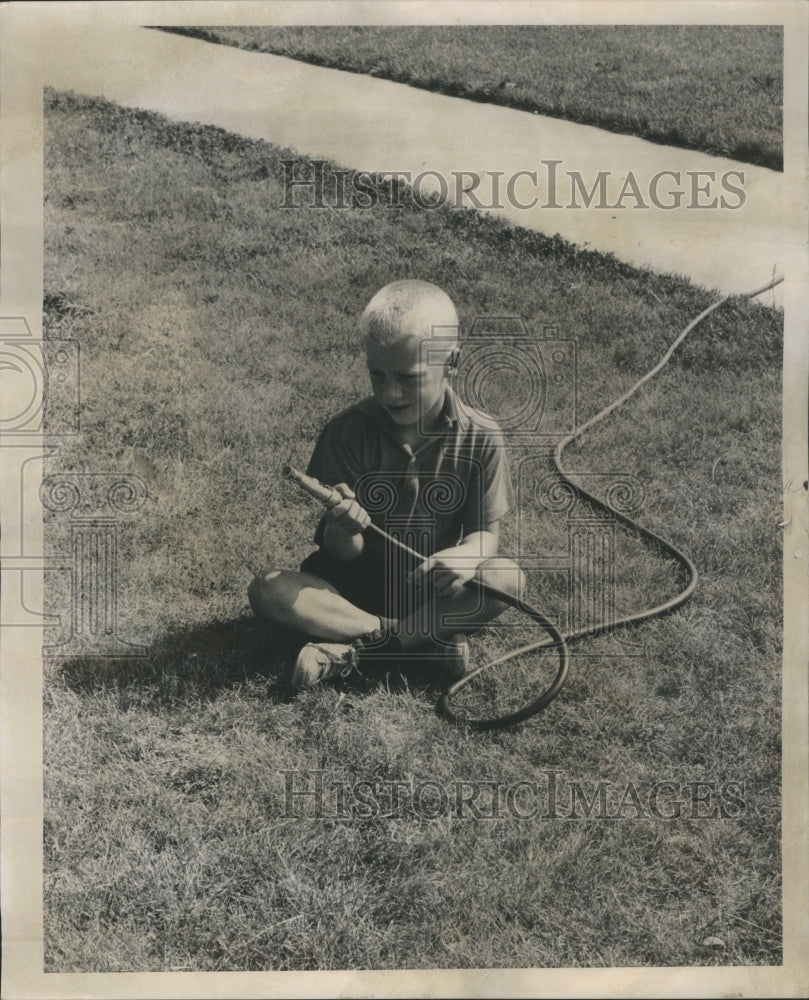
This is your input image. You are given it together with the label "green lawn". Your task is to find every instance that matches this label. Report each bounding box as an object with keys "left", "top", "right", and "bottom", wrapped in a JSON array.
[
  {"left": 43, "top": 89, "right": 782, "bottom": 972},
  {"left": 163, "top": 25, "right": 783, "bottom": 170}
]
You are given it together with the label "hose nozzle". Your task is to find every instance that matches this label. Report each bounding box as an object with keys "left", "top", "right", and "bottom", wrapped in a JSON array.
[{"left": 283, "top": 464, "right": 342, "bottom": 509}]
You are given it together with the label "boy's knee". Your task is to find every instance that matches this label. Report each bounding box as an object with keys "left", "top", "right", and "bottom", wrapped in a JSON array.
[
  {"left": 477, "top": 557, "right": 526, "bottom": 601},
  {"left": 248, "top": 569, "right": 286, "bottom": 619},
  {"left": 248, "top": 567, "right": 341, "bottom": 624}
]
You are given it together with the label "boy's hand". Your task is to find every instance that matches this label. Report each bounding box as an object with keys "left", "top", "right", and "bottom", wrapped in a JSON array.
[
  {"left": 409, "top": 548, "right": 481, "bottom": 598},
  {"left": 326, "top": 483, "right": 371, "bottom": 537}
]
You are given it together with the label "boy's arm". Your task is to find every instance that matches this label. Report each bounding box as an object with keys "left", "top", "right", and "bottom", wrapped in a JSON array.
[
  {"left": 306, "top": 411, "right": 368, "bottom": 561},
  {"left": 456, "top": 522, "right": 500, "bottom": 558},
  {"left": 322, "top": 483, "right": 370, "bottom": 561},
  {"left": 409, "top": 521, "right": 500, "bottom": 597}
]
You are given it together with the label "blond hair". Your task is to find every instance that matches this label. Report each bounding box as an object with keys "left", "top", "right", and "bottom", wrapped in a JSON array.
[{"left": 361, "top": 279, "right": 459, "bottom": 348}]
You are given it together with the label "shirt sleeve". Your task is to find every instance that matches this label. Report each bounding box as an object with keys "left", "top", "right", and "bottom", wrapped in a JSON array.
[
  {"left": 306, "top": 412, "right": 366, "bottom": 488},
  {"left": 461, "top": 428, "right": 511, "bottom": 535},
  {"left": 306, "top": 411, "right": 366, "bottom": 548}
]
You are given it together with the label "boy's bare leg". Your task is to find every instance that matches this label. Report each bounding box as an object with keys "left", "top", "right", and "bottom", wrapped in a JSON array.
[
  {"left": 248, "top": 570, "right": 381, "bottom": 641},
  {"left": 249, "top": 557, "right": 524, "bottom": 651}
]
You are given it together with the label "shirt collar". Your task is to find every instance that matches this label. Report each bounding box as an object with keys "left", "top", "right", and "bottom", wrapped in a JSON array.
[{"left": 443, "top": 385, "right": 471, "bottom": 430}]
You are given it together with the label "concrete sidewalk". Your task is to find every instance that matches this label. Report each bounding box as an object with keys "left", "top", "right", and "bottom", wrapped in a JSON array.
[{"left": 42, "top": 25, "right": 789, "bottom": 306}]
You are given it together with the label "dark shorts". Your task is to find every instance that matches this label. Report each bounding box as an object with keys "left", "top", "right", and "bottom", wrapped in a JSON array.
[{"left": 299, "top": 548, "right": 391, "bottom": 618}]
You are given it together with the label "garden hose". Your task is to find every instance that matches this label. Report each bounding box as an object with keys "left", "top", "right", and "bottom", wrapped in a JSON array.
[
  {"left": 285, "top": 274, "right": 783, "bottom": 730},
  {"left": 284, "top": 462, "right": 570, "bottom": 729}
]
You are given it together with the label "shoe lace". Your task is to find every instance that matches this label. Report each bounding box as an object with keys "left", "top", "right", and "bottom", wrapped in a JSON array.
[{"left": 335, "top": 646, "right": 359, "bottom": 679}]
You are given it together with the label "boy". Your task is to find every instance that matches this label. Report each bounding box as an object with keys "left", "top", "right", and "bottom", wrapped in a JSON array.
[{"left": 248, "top": 279, "right": 524, "bottom": 690}]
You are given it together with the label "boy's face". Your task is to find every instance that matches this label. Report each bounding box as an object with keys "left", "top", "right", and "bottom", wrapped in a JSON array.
[{"left": 365, "top": 334, "right": 451, "bottom": 431}]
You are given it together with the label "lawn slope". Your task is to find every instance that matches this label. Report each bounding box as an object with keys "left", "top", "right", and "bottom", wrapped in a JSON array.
[{"left": 43, "top": 89, "right": 782, "bottom": 972}]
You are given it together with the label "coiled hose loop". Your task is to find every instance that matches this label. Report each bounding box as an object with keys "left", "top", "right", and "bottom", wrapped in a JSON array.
[{"left": 438, "top": 275, "right": 783, "bottom": 730}]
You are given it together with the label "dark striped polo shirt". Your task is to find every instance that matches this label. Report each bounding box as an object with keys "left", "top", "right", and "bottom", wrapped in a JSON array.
[{"left": 305, "top": 388, "right": 510, "bottom": 594}]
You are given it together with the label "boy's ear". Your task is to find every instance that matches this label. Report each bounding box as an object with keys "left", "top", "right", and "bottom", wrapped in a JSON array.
[{"left": 447, "top": 347, "right": 461, "bottom": 373}]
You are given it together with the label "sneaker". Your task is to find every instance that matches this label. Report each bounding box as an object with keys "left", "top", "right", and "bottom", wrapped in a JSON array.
[
  {"left": 290, "top": 642, "right": 358, "bottom": 691},
  {"left": 424, "top": 635, "right": 470, "bottom": 682}
]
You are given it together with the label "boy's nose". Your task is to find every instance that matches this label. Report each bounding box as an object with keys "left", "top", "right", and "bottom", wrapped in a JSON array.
[{"left": 379, "top": 381, "right": 404, "bottom": 403}]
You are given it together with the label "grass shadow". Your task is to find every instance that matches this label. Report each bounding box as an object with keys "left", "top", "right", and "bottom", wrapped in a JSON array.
[
  {"left": 49, "top": 617, "right": 452, "bottom": 707},
  {"left": 50, "top": 616, "right": 289, "bottom": 703},
  {"left": 346, "top": 656, "right": 453, "bottom": 699}
]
